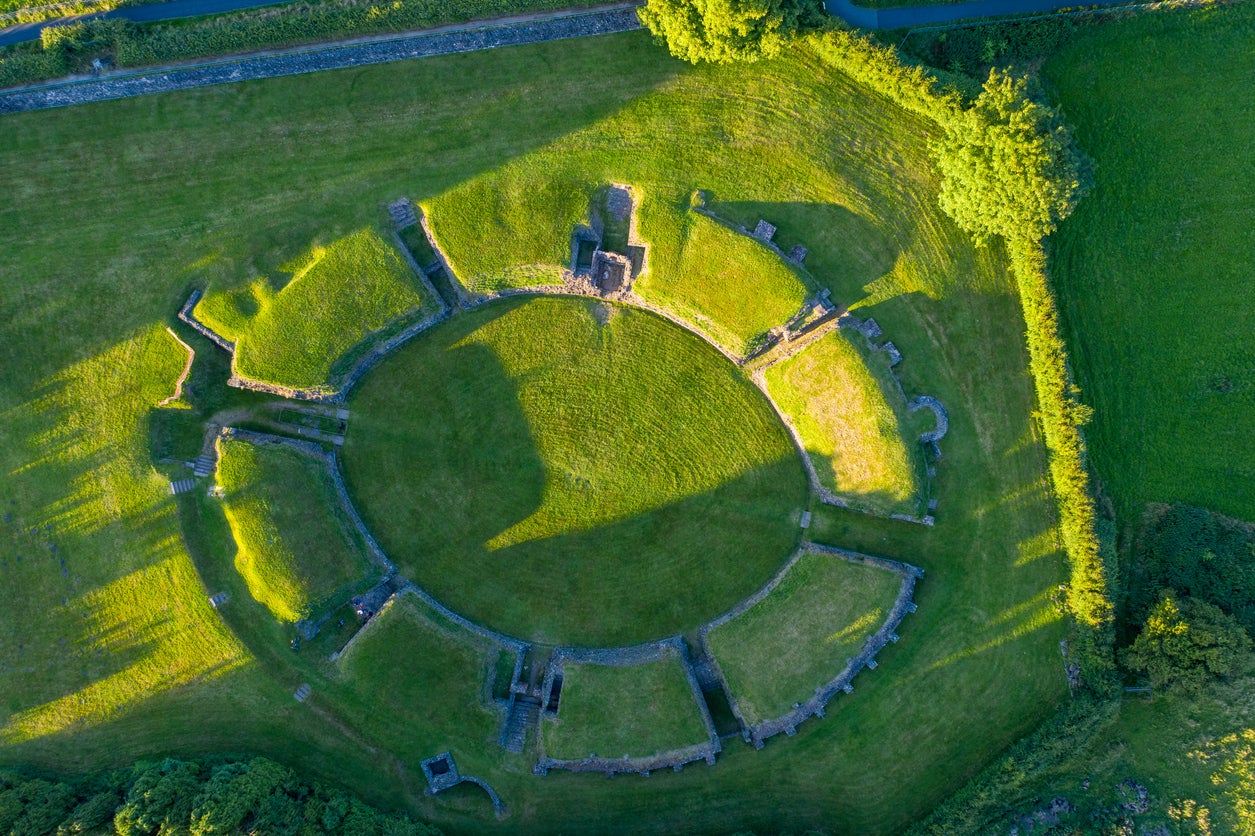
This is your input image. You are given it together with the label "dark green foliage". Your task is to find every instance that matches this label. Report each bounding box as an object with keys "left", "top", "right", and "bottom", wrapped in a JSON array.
[
  {"left": 638, "top": 0, "right": 823, "bottom": 64},
  {"left": 36, "top": 18, "right": 131, "bottom": 74},
  {"left": 1129, "top": 505, "right": 1255, "bottom": 635},
  {"left": 908, "top": 696, "right": 1120, "bottom": 835},
  {"left": 1122, "top": 592, "right": 1252, "bottom": 693},
  {"left": 0, "top": 757, "right": 439, "bottom": 836},
  {"left": 903, "top": 17, "right": 1080, "bottom": 76},
  {"left": 934, "top": 70, "right": 1090, "bottom": 245}
]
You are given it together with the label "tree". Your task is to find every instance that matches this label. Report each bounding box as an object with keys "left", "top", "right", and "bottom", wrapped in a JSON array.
[
  {"left": 1122, "top": 592, "right": 1252, "bottom": 693},
  {"left": 933, "top": 69, "right": 1089, "bottom": 245},
  {"left": 637, "top": 0, "right": 821, "bottom": 65}
]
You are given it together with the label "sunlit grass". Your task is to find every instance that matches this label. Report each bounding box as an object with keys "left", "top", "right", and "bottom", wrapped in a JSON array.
[
  {"left": 706, "top": 551, "right": 903, "bottom": 726},
  {"left": 216, "top": 438, "right": 378, "bottom": 623},
  {"left": 764, "top": 329, "right": 925, "bottom": 516},
  {"left": 343, "top": 296, "right": 806, "bottom": 645},
  {"left": 195, "top": 227, "right": 435, "bottom": 391},
  {"left": 542, "top": 656, "right": 708, "bottom": 760}
]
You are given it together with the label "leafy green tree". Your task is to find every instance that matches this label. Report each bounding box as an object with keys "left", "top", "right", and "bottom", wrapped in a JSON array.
[
  {"left": 114, "top": 759, "right": 205, "bottom": 836},
  {"left": 638, "top": 0, "right": 821, "bottom": 65},
  {"left": 933, "top": 69, "right": 1089, "bottom": 244},
  {"left": 1123, "top": 592, "right": 1252, "bottom": 693}
]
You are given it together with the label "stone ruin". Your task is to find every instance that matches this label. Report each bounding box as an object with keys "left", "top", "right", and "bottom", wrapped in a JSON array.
[{"left": 570, "top": 184, "right": 647, "bottom": 296}]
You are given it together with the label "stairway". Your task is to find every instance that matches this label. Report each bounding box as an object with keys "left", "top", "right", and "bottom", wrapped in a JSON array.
[
  {"left": 502, "top": 698, "right": 540, "bottom": 754},
  {"left": 388, "top": 199, "right": 418, "bottom": 229},
  {"left": 192, "top": 453, "right": 216, "bottom": 478},
  {"left": 169, "top": 478, "right": 197, "bottom": 495}
]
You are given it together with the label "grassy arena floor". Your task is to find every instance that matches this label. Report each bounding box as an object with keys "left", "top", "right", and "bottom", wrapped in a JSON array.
[
  {"left": 764, "top": 329, "right": 926, "bottom": 516},
  {"left": 216, "top": 437, "right": 377, "bottom": 623},
  {"left": 342, "top": 296, "right": 806, "bottom": 646},
  {"left": 1043, "top": 4, "right": 1255, "bottom": 523},
  {"left": 194, "top": 226, "right": 435, "bottom": 391},
  {"left": 0, "top": 30, "right": 1067, "bottom": 834},
  {"left": 542, "top": 657, "right": 709, "bottom": 761},
  {"left": 706, "top": 551, "right": 905, "bottom": 726}
]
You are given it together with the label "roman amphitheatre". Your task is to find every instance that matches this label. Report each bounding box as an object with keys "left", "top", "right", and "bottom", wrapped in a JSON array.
[{"left": 1, "top": 0, "right": 1250, "bottom": 833}]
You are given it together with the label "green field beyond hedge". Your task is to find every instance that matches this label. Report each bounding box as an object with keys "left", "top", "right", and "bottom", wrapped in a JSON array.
[
  {"left": 343, "top": 296, "right": 806, "bottom": 646},
  {"left": 0, "top": 30, "right": 1068, "bottom": 834},
  {"left": 1044, "top": 5, "right": 1255, "bottom": 522}
]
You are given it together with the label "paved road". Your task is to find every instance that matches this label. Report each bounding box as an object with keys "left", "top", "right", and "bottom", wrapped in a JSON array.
[{"left": 1, "top": 0, "right": 1151, "bottom": 48}]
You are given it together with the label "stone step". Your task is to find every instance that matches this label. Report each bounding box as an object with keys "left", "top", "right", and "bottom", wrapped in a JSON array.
[
  {"left": 293, "top": 683, "right": 312, "bottom": 703},
  {"left": 388, "top": 199, "right": 417, "bottom": 229},
  {"left": 169, "top": 478, "right": 197, "bottom": 495},
  {"left": 502, "top": 699, "right": 540, "bottom": 754},
  {"left": 192, "top": 454, "right": 215, "bottom": 478}
]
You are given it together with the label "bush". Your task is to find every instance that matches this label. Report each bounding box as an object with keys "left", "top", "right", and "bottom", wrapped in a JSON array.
[
  {"left": 1128, "top": 504, "right": 1255, "bottom": 634},
  {"left": 1122, "top": 592, "right": 1252, "bottom": 693},
  {"left": 638, "top": 0, "right": 823, "bottom": 64}
]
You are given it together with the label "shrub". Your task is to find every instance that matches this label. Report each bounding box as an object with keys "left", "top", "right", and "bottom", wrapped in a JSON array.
[
  {"left": 638, "top": 0, "right": 823, "bottom": 64},
  {"left": 1122, "top": 592, "right": 1252, "bottom": 693}
]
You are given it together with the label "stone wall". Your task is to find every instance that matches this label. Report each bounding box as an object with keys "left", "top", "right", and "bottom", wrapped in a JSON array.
[{"left": 177, "top": 289, "right": 234, "bottom": 352}]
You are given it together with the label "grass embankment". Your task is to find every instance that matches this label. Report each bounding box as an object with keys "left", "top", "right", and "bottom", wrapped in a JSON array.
[
  {"left": 0, "top": 30, "right": 1067, "bottom": 833},
  {"left": 343, "top": 296, "right": 806, "bottom": 646},
  {"left": 1043, "top": 4, "right": 1255, "bottom": 523},
  {"left": 427, "top": 178, "right": 813, "bottom": 356},
  {"left": 542, "top": 658, "right": 709, "bottom": 760},
  {"left": 334, "top": 594, "right": 501, "bottom": 768},
  {"left": 194, "top": 227, "right": 433, "bottom": 392},
  {"left": 764, "top": 329, "right": 925, "bottom": 516},
  {"left": 706, "top": 552, "right": 904, "bottom": 725},
  {"left": 216, "top": 438, "right": 376, "bottom": 623}
]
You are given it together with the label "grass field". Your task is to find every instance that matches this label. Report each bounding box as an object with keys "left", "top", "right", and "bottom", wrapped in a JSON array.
[
  {"left": 542, "top": 656, "right": 709, "bottom": 761},
  {"left": 765, "top": 329, "right": 926, "bottom": 516},
  {"left": 216, "top": 438, "right": 376, "bottom": 623},
  {"left": 334, "top": 593, "right": 502, "bottom": 769},
  {"left": 342, "top": 296, "right": 806, "bottom": 646},
  {"left": 706, "top": 552, "right": 905, "bottom": 725},
  {"left": 0, "top": 30, "right": 1069, "bottom": 834},
  {"left": 1043, "top": 4, "right": 1255, "bottom": 523},
  {"left": 195, "top": 227, "right": 433, "bottom": 391}
]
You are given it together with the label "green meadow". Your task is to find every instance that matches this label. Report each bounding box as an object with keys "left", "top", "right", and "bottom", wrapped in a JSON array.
[
  {"left": 1044, "top": 3, "right": 1255, "bottom": 522},
  {"left": 0, "top": 28, "right": 1068, "bottom": 833}
]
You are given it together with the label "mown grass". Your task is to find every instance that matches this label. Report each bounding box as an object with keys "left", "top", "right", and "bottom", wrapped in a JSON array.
[
  {"left": 1043, "top": 3, "right": 1255, "bottom": 523},
  {"left": 216, "top": 438, "right": 377, "bottom": 623},
  {"left": 706, "top": 552, "right": 904, "bottom": 726},
  {"left": 334, "top": 593, "right": 502, "bottom": 767},
  {"left": 542, "top": 657, "right": 709, "bottom": 761},
  {"left": 195, "top": 227, "right": 434, "bottom": 391},
  {"left": 0, "top": 30, "right": 1067, "bottom": 834},
  {"left": 343, "top": 296, "right": 806, "bottom": 646},
  {"left": 765, "top": 329, "right": 925, "bottom": 516}
]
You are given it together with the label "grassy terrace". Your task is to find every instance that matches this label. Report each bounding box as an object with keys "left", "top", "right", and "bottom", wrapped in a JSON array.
[
  {"left": 195, "top": 226, "right": 434, "bottom": 391},
  {"left": 216, "top": 437, "right": 376, "bottom": 623},
  {"left": 542, "top": 657, "right": 708, "bottom": 761},
  {"left": 0, "top": 30, "right": 1067, "bottom": 833},
  {"left": 343, "top": 296, "right": 806, "bottom": 646},
  {"left": 1043, "top": 4, "right": 1255, "bottom": 522},
  {"left": 706, "top": 552, "right": 905, "bottom": 726},
  {"left": 334, "top": 593, "right": 502, "bottom": 770},
  {"left": 765, "top": 329, "right": 926, "bottom": 516}
]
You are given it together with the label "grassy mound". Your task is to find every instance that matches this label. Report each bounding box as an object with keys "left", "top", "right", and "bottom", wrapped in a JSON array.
[
  {"left": 542, "top": 656, "right": 708, "bottom": 761},
  {"left": 334, "top": 593, "right": 501, "bottom": 766},
  {"left": 217, "top": 438, "right": 376, "bottom": 623},
  {"left": 764, "top": 330, "right": 925, "bottom": 516},
  {"left": 706, "top": 551, "right": 904, "bottom": 726},
  {"left": 1044, "top": 4, "right": 1255, "bottom": 521},
  {"left": 635, "top": 208, "right": 813, "bottom": 356},
  {"left": 343, "top": 296, "right": 806, "bottom": 646},
  {"left": 195, "top": 227, "right": 435, "bottom": 391}
]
